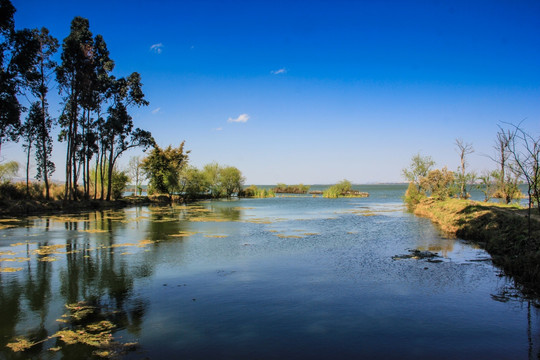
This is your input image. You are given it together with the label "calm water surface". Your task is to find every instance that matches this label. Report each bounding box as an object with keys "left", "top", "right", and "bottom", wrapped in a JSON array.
[{"left": 0, "top": 185, "right": 538, "bottom": 359}]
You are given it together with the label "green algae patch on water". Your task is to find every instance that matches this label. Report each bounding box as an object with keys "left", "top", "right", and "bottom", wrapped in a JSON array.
[
  {"left": 0, "top": 250, "right": 17, "bottom": 256},
  {"left": 6, "top": 301, "right": 139, "bottom": 357},
  {"left": 170, "top": 231, "right": 198, "bottom": 237},
  {"left": 32, "top": 244, "right": 66, "bottom": 256},
  {"left": 37, "top": 256, "right": 58, "bottom": 262},
  {"left": 275, "top": 234, "right": 304, "bottom": 239},
  {"left": 0, "top": 257, "right": 30, "bottom": 262},
  {"left": 6, "top": 337, "right": 36, "bottom": 352},
  {"left": 0, "top": 266, "right": 23, "bottom": 272}
]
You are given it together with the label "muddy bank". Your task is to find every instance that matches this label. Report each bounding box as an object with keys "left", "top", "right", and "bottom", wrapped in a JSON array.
[{"left": 414, "top": 198, "right": 540, "bottom": 297}]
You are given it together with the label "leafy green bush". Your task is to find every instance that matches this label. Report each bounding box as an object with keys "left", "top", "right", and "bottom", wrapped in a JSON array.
[{"left": 111, "top": 171, "right": 130, "bottom": 200}]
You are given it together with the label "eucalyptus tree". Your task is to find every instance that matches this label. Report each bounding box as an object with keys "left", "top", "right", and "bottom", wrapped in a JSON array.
[
  {"left": 78, "top": 34, "right": 114, "bottom": 199},
  {"left": 0, "top": 0, "right": 40, "bottom": 156},
  {"left": 102, "top": 73, "right": 153, "bottom": 200},
  {"left": 56, "top": 16, "right": 94, "bottom": 200},
  {"left": 21, "top": 27, "right": 58, "bottom": 199},
  {"left": 21, "top": 103, "right": 38, "bottom": 194}
]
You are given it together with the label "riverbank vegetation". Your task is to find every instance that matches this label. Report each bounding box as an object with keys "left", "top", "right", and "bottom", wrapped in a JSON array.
[{"left": 403, "top": 124, "right": 540, "bottom": 296}]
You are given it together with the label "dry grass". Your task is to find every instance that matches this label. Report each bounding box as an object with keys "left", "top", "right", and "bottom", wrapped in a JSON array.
[{"left": 413, "top": 197, "right": 540, "bottom": 297}]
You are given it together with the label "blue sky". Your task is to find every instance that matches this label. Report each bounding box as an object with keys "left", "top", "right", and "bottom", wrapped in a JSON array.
[{"left": 7, "top": 0, "right": 540, "bottom": 184}]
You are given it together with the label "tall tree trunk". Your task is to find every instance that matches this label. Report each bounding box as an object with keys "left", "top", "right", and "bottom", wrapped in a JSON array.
[
  {"left": 40, "top": 101, "right": 50, "bottom": 200},
  {"left": 100, "top": 146, "right": 105, "bottom": 200},
  {"left": 106, "top": 139, "right": 114, "bottom": 201},
  {"left": 93, "top": 154, "right": 99, "bottom": 200},
  {"left": 26, "top": 142, "right": 31, "bottom": 197}
]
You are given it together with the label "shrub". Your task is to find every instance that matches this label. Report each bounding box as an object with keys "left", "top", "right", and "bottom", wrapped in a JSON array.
[
  {"left": 111, "top": 171, "right": 130, "bottom": 200},
  {"left": 403, "top": 182, "right": 425, "bottom": 209},
  {"left": 323, "top": 180, "right": 352, "bottom": 198}
]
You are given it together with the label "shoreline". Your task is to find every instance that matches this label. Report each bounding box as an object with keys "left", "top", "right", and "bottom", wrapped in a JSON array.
[
  {"left": 413, "top": 198, "right": 540, "bottom": 298},
  {"left": 0, "top": 196, "right": 159, "bottom": 218}
]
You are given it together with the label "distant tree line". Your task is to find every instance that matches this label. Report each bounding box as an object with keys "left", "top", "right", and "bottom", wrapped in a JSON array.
[{"left": 0, "top": 0, "right": 154, "bottom": 201}]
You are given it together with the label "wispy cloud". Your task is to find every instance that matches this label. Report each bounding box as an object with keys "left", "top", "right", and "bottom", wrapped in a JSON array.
[
  {"left": 213, "top": 127, "right": 223, "bottom": 131},
  {"left": 150, "top": 43, "right": 164, "bottom": 54},
  {"left": 227, "top": 113, "right": 250, "bottom": 123},
  {"left": 151, "top": 107, "right": 161, "bottom": 114},
  {"left": 271, "top": 68, "right": 287, "bottom": 75}
]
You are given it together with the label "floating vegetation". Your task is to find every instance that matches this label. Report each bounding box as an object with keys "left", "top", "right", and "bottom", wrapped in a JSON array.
[
  {"left": 50, "top": 216, "right": 90, "bottom": 223},
  {"left": 10, "top": 241, "right": 33, "bottom": 247},
  {"left": 302, "top": 232, "right": 320, "bottom": 236},
  {"left": 110, "top": 239, "right": 156, "bottom": 249},
  {"left": 204, "top": 234, "right": 228, "bottom": 238},
  {"left": 7, "top": 301, "right": 138, "bottom": 357},
  {"left": 37, "top": 256, "right": 58, "bottom": 262},
  {"left": 0, "top": 218, "right": 21, "bottom": 222},
  {"left": 360, "top": 212, "right": 377, "bottom": 217},
  {"left": 276, "top": 234, "right": 304, "bottom": 239},
  {"left": 0, "top": 257, "right": 30, "bottom": 262},
  {"left": 32, "top": 244, "right": 66, "bottom": 256},
  {"left": 0, "top": 250, "right": 17, "bottom": 256},
  {"left": 169, "top": 231, "right": 198, "bottom": 237},
  {"left": 189, "top": 208, "right": 212, "bottom": 213},
  {"left": 268, "top": 230, "right": 279, "bottom": 233},
  {"left": 6, "top": 337, "right": 35, "bottom": 352},
  {"left": 80, "top": 229, "right": 109, "bottom": 233},
  {"left": 244, "top": 218, "right": 274, "bottom": 224},
  {"left": 233, "top": 207, "right": 254, "bottom": 210},
  {"left": 189, "top": 216, "right": 229, "bottom": 222},
  {"left": 0, "top": 267, "right": 23, "bottom": 272}
]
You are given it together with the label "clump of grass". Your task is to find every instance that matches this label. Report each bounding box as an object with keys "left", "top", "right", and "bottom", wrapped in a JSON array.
[{"left": 323, "top": 180, "right": 369, "bottom": 198}]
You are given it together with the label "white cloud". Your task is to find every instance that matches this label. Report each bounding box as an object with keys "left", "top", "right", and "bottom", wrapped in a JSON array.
[
  {"left": 151, "top": 107, "right": 161, "bottom": 114},
  {"left": 271, "top": 68, "right": 287, "bottom": 75},
  {"left": 150, "top": 43, "right": 164, "bottom": 54},
  {"left": 227, "top": 113, "right": 249, "bottom": 123}
]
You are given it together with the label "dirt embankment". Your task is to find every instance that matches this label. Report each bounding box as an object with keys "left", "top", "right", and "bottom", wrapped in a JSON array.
[{"left": 414, "top": 198, "right": 540, "bottom": 297}]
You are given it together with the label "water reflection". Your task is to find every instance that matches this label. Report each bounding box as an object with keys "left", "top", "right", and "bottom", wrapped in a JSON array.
[{"left": 0, "top": 193, "right": 539, "bottom": 359}]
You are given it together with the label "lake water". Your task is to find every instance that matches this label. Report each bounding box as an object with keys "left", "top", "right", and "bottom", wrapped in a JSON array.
[{"left": 0, "top": 185, "right": 538, "bottom": 359}]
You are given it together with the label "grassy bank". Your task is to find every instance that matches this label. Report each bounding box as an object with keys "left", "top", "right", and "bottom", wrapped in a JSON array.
[{"left": 414, "top": 198, "right": 540, "bottom": 297}]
